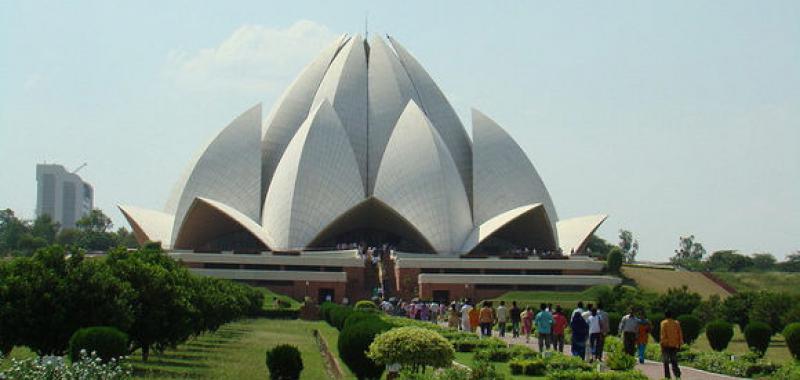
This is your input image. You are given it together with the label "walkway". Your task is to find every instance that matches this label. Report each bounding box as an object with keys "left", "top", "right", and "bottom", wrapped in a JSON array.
[{"left": 466, "top": 327, "right": 742, "bottom": 380}]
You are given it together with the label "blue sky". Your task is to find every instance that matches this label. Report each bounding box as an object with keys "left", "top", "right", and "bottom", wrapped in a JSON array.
[{"left": 1, "top": 1, "right": 798, "bottom": 260}]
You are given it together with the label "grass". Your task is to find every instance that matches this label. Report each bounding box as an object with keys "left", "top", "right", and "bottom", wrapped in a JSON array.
[
  {"left": 713, "top": 272, "right": 800, "bottom": 295},
  {"left": 691, "top": 325, "right": 794, "bottom": 364},
  {"left": 487, "top": 286, "right": 608, "bottom": 311},
  {"left": 260, "top": 287, "right": 302, "bottom": 310},
  {"left": 622, "top": 266, "right": 730, "bottom": 298},
  {"left": 129, "top": 319, "right": 345, "bottom": 380}
]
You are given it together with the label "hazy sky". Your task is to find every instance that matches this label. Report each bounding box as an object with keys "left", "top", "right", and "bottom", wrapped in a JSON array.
[{"left": 1, "top": 1, "right": 798, "bottom": 261}]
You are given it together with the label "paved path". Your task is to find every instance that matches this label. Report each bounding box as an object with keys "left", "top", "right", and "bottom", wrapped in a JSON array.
[{"left": 456, "top": 326, "right": 742, "bottom": 380}]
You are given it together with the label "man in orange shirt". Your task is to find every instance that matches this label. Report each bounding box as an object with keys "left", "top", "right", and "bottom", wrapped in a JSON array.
[
  {"left": 479, "top": 301, "right": 495, "bottom": 337},
  {"left": 659, "top": 310, "right": 683, "bottom": 379}
]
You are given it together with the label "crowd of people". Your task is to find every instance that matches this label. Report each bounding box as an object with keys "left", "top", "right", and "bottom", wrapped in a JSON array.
[{"left": 372, "top": 298, "right": 685, "bottom": 380}]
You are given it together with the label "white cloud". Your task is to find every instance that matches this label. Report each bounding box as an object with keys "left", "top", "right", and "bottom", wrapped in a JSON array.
[
  {"left": 164, "top": 20, "right": 338, "bottom": 94},
  {"left": 23, "top": 73, "right": 43, "bottom": 91}
]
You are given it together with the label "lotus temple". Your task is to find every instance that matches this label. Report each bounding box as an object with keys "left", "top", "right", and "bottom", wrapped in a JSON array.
[{"left": 119, "top": 34, "right": 620, "bottom": 303}]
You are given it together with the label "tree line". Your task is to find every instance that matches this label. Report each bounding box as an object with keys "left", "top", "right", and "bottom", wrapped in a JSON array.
[
  {"left": 0, "top": 243, "right": 264, "bottom": 360},
  {"left": 0, "top": 208, "right": 137, "bottom": 257},
  {"left": 670, "top": 235, "right": 799, "bottom": 272}
]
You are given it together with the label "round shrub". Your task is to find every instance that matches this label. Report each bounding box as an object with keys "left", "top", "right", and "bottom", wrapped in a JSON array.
[
  {"left": 607, "top": 312, "right": 622, "bottom": 336},
  {"left": 649, "top": 313, "right": 664, "bottom": 343},
  {"left": 744, "top": 321, "right": 772, "bottom": 356},
  {"left": 266, "top": 344, "right": 303, "bottom": 380},
  {"left": 68, "top": 326, "right": 128, "bottom": 363},
  {"left": 705, "top": 320, "right": 734, "bottom": 351},
  {"left": 784, "top": 323, "right": 800, "bottom": 360},
  {"left": 354, "top": 300, "right": 378, "bottom": 310},
  {"left": 368, "top": 326, "right": 455, "bottom": 372},
  {"left": 344, "top": 311, "right": 381, "bottom": 330},
  {"left": 330, "top": 306, "right": 354, "bottom": 330},
  {"left": 338, "top": 319, "right": 391, "bottom": 380},
  {"left": 677, "top": 315, "right": 702, "bottom": 345}
]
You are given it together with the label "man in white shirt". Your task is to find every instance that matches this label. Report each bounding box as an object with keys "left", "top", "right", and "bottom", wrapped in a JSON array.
[
  {"left": 588, "top": 308, "right": 603, "bottom": 362},
  {"left": 496, "top": 301, "right": 509, "bottom": 337}
]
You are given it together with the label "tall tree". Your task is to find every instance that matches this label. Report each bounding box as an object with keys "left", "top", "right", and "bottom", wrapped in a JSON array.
[
  {"left": 31, "top": 214, "right": 59, "bottom": 244},
  {"left": 618, "top": 229, "right": 639, "bottom": 263},
  {"left": 76, "top": 209, "right": 113, "bottom": 233},
  {"left": 751, "top": 253, "right": 776, "bottom": 271},
  {"left": 0, "top": 209, "right": 31, "bottom": 255},
  {"left": 671, "top": 235, "right": 706, "bottom": 270},
  {"left": 585, "top": 234, "right": 614, "bottom": 259}
]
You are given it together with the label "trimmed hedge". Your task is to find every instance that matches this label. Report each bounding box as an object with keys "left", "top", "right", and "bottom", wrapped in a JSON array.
[
  {"left": 343, "top": 311, "right": 381, "bottom": 330},
  {"left": 261, "top": 309, "right": 300, "bottom": 319},
  {"left": 677, "top": 315, "right": 702, "bottom": 345},
  {"left": 338, "top": 319, "right": 391, "bottom": 380},
  {"left": 330, "top": 306, "right": 355, "bottom": 330},
  {"left": 68, "top": 326, "right": 128, "bottom": 363},
  {"left": 266, "top": 344, "right": 303, "bottom": 380},
  {"left": 784, "top": 322, "right": 800, "bottom": 360},
  {"left": 473, "top": 346, "right": 511, "bottom": 362},
  {"left": 744, "top": 321, "right": 772, "bottom": 356},
  {"left": 354, "top": 300, "right": 377, "bottom": 310},
  {"left": 705, "top": 320, "right": 734, "bottom": 351},
  {"left": 509, "top": 358, "right": 546, "bottom": 376}
]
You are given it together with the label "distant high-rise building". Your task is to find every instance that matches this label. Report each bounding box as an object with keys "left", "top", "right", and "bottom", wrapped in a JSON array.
[{"left": 36, "top": 164, "right": 93, "bottom": 229}]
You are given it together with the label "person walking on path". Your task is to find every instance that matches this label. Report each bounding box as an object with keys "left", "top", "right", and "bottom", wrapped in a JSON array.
[
  {"left": 510, "top": 301, "right": 521, "bottom": 338},
  {"left": 479, "top": 302, "right": 494, "bottom": 337},
  {"left": 552, "top": 306, "right": 568, "bottom": 353},
  {"left": 521, "top": 306, "right": 534, "bottom": 343},
  {"left": 636, "top": 311, "right": 651, "bottom": 364},
  {"left": 496, "top": 301, "right": 509, "bottom": 337},
  {"left": 469, "top": 303, "right": 480, "bottom": 334},
  {"left": 460, "top": 301, "right": 473, "bottom": 332},
  {"left": 597, "top": 303, "right": 610, "bottom": 359},
  {"left": 660, "top": 310, "right": 683, "bottom": 379},
  {"left": 570, "top": 309, "right": 589, "bottom": 359},
  {"left": 619, "top": 308, "right": 640, "bottom": 356},
  {"left": 535, "top": 303, "right": 554, "bottom": 352},
  {"left": 571, "top": 301, "right": 585, "bottom": 319},
  {"left": 448, "top": 303, "right": 460, "bottom": 329},
  {"left": 588, "top": 308, "right": 603, "bottom": 362}
]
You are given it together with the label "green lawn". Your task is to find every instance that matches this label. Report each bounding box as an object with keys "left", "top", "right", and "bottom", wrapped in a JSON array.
[
  {"left": 129, "top": 319, "right": 345, "bottom": 380},
  {"left": 713, "top": 272, "right": 800, "bottom": 296},
  {"left": 488, "top": 286, "right": 608, "bottom": 311},
  {"left": 691, "top": 325, "right": 793, "bottom": 364},
  {"left": 260, "top": 287, "right": 302, "bottom": 310}
]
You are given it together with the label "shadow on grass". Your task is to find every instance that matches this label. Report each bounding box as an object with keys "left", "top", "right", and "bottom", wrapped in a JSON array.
[{"left": 133, "top": 366, "right": 205, "bottom": 379}]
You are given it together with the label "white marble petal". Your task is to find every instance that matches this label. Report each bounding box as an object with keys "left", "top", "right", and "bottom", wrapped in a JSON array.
[
  {"left": 311, "top": 35, "right": 368, "bottom": 192},
  {"left": 556, "top": 214, "right": 608, "bottom": 255},
  {"left": 171, "top": 104, "right": 263, "bottom": 246},
  {"left": 262, "top": 100, "right": 366, "bottom": 250},
  {"left": 260, "top": 35, "right": 349, "bottom": 201},
  {"left": 472, "top": 108, "right": 558, "bottom": 242},
  {"left": 118, "top": 205, "right": 174, "bottom": 249},
  {"left": 387, "top": 36, "right": 473, "bottom": 202},
  {"left": 366, "top": 35, "right": 420, "bottom": 194},
  {"left": 374, "top": 101, "right": 472, "bottom": 254},
  {"left": 172, "top": 197, "right": 272, "bottom": 250},
  {"left": 460, "top": 203, "right": 557, "bottom": 254}
]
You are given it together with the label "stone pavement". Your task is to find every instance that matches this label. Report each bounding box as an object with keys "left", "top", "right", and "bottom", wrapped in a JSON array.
[{"left": 460, "top": 326, "right": 743, "bottom": 380}]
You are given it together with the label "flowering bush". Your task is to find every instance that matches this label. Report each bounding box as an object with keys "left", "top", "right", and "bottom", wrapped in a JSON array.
[{"left": 0, "top": 350, "right": 131, "bottom": 379}]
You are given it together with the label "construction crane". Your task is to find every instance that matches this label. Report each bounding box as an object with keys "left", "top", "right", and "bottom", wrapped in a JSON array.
[{"left": 72, "top": 162, "right": 87, "bottom": 174}]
